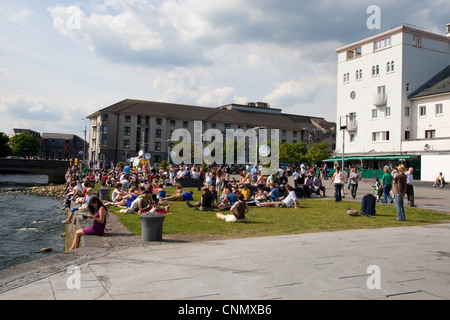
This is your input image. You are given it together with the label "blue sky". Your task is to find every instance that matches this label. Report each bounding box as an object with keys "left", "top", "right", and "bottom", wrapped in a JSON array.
[{"left": 1, "top": 0, "right": 449, "bottom": 137}]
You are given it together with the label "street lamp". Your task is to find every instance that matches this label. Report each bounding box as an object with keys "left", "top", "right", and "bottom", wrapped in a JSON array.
[{"left": 339, "top": 115, "right": 348, "bottom": 173}]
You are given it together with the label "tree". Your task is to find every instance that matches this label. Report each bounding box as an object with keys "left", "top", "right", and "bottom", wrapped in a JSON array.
[
  {"left": 279, "top": 142, "right": 308, "bottom": 164},
  {"left": 306, "top": 141, "right": 332, "bottom": 164},
  {"left": 8, "top": 132, "right": 40, "bottom": 157},
  {"left": 0, "top": 132, "right": 12, "bottom": 157}
]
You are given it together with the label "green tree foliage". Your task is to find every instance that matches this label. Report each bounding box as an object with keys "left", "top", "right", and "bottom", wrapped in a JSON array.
[
  {"left": 306, "top": 141, "right": 332, "bottom": 164},
  {"left": 8, "top": 132, "right": 40, "bottom": 157},
  {"left": 0, "top": 132, "right": 12, "bottom": 157},
  {"left": 279, "top": 142, "right": 308, "bottom": 164}
]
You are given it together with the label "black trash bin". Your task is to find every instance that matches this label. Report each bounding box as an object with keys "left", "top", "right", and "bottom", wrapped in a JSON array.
[{"left": 140, "top": 212, "right": 165, "bottom": 241}]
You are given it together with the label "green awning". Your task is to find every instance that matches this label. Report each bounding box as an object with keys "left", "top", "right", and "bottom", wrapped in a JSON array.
[{"left": 323, "top": 155, "right": 419, "bottom": 162}]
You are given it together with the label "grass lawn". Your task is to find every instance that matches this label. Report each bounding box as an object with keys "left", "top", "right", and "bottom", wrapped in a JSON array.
[{"left": 107, "top": 187, "right": 450, "bottom": 240}]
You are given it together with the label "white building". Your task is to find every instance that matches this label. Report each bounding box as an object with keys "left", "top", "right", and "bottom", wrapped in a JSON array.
[{"left": 334, "top": 23, "right": 450, "bottom": 181}]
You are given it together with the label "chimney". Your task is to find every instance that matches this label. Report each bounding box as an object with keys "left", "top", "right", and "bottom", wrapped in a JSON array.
[{"left": 446, "top": 23, "right": 450, "bottom": 37}]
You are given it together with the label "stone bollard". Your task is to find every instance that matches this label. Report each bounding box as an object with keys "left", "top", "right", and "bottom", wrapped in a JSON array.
[{"left": 140, "top": 212, "right": 165, "bottom": 241}]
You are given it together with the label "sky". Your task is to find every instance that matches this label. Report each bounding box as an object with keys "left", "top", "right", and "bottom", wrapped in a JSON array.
[{"left": 0, "top": 0, "right": 449, "bottom": 138}]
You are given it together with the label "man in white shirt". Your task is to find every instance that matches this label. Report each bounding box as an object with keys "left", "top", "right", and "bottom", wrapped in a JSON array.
[{"left": 255, "top": 185, "right": 300, "bottom": 209}]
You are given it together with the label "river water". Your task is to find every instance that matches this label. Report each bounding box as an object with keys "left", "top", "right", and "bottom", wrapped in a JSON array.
[{"left": 0, "top": 174, "right": 66, "bottom": 271}]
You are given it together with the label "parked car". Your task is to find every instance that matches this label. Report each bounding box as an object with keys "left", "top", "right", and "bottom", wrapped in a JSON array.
[{"left": 6, "top": 156, "right": 25, "bottom": 159}]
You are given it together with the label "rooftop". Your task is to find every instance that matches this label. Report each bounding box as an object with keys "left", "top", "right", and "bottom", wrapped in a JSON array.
[{"left": 408, "top": 65, "right": 450, "bottom": 99}]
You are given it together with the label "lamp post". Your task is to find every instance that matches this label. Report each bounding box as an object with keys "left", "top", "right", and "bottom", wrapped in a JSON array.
[{"left": 339, "top": 115, "right": 348, "bottom": 173}]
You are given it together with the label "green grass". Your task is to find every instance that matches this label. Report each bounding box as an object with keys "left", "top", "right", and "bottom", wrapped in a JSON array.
[{"left": 108, "top": 187, "right": 450, "bottom": 239}]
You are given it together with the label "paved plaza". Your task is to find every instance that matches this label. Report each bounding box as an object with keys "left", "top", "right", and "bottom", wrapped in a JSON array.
[{"left": 0, "top": 180, "right": 449, "bottom": 301}]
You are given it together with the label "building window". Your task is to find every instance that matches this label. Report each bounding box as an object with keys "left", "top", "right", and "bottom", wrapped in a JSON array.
[
  {"left": 404, "top": 131, "right": 411, "bottom": 140},
  {"left": 374, "top": 37, "right": 391, "bottom": 51},
  {"left": 371, "top": 109, "right": 378, "bottom": 119},
  {"left": 343, "top": 73, "right": 350, "bottom": 83},
  {"left": 346, "top": 47, "right": 362, "bottom": 60},
  {"left": 372, "top": 65, "right": 380, "bottom": 76},
  {"left": 385, "top": 107, "right": 391, "bottom": 118},
  {"left": 183, "top": 121, "right": 189, "bottom": 128},
  {"left": 225, "top": 124, "right": 231, "bottom": 129},
  {"left": 413, "top": 36, "right": 422, "bottom": 47},
  {"left": 293, "top": 131, "right": 297, "bottom": 137},
  {"left": 282, "top": 130, "right": 287, "bottom": 137},
  {"left": 124, "top": 127, "right": 130, "bottom": 136},
  {"left": 211, "top": 123, "right": 217, "bottom": 129},
  {"left": 155, "top": 129, "right": 161, "bottom": 138},
  {"left": 125, "top": 115, "right": 131, "bottom": 122},
  {"left": 123, "top": 140, "right": 130, "bottom": 147},
  {"left": 372, "top": 131, "right": 390, "bottom": 142},
  {"left": 406, "top": 83, "right": 410, "bottom": 93},
  {"left": 420, "top": 106, "right": 427, "bottom": 117},
  {"left": 155, "top": 142, "right": 161, "bottom": 151},
  {"left": 156, "top": 118, "right": 162, "bottom": 125},
  {"left": 387, "top": 61, "right": 394, "bottom": 73},
  {"left": 425, "top": 130, "right": 435, "bottom": 139},
  {"left": 349, "top": 134, "right": 355, "bottom": 143},
  {"left": 170, "top": 120, "right": 176, "bottom": 126},
  {"left": 405, "top": 106, "right": 411, "bottom": 117},
  {"left": 435, "top": 104, "right": 443, "bottom": 115},
  {"left": 101, "top": 114, "right": 108, "bottom": 121}
]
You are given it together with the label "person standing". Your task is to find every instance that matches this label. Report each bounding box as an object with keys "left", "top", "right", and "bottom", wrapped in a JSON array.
[
  {"left": 350, "top": 167, "right": 362, "bottom": 199},
  {"left": 405, "top": 167, "right": 416, "bottom": 207},
  {"left": 393, "top": 165, "right": 408, "bottom": 221},
  {"left": 330, "top": 165, "right": 344, "bottom": 202},
  {"left": 381, "top": 167, "right": 394, "bottom": 204}
]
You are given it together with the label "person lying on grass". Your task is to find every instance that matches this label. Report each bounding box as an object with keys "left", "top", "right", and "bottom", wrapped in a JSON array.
[{"left": 255, "top": 184, "right": 300, "bottom": 209}]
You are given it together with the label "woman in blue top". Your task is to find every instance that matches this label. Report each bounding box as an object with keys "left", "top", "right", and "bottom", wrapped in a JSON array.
[{"left": 381, "top": 167, "right": 394, "bottom": 204}]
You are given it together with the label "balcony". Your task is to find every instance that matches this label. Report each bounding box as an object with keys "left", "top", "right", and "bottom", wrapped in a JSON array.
[
  {"left": 347, "top": 119, "right": 358, "bottom": 132},
  {"left": 374, "top": 93, "right": 387, "bottom": 106}
]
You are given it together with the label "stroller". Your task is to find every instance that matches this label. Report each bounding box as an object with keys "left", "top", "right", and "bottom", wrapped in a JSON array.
[{"left": 373, "top": 178, "right": 383, "bottom": 202}]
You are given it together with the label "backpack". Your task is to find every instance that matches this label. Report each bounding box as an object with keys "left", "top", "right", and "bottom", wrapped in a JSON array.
[{"left": 361, "top": 194, "right": 376, "bottom": 215}]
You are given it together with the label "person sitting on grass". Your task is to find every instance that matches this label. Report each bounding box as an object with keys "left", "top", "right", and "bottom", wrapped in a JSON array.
[
  {"left": 130, "top": 191, "right": 153, "bottom": 214},
  {"left": 217, "top": 192, "right": 248, "bottom": 223},
  {"left": 255, "top": 184, "right": 300, "bottom": 209},
  {"left": 216, "top": 187, "right": 238, "bottom": 211},
  {"left": 186, "top": 187, "right": 213, "bottom": 211}
]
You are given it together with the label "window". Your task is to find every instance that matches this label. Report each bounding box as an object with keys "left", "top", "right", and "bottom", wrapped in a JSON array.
[
  {"left": 387, "top": 61, "right": 394, "bottom": 73},
  {"left": 385, "top": 107, "right": 391, "bottom": 118},
  {"left": 372, "top": 65, "right": 380, "bottom": 76},
  {"left": 123, "top": 140, "right": 130, "bottom": 147},
  {"left": 183, "top": 121, "right": 189, "bottom": 128},
  {"left": 404, "top": 131, "right": 411, "bottom": 140},
  {"left": 406, "top": 83, "right": 410, "bottom": 93},
  {"left": 124, "top": 127, "right": 130, "bottom": 136},
  {"left": 155, "top": 129, "right": 161, "bottom": 138},
  {"left": 211, "top": 123, "right": 217, "bottom": 129},
  {"left": 425, "top": 130, "right": 435, "bottom": 139},
  {"left": 156, "top": 118, "right": 162, "bottom": 125},
  {"left": 372, "top": 109, "right": 378, "bottom": 119},
  {"left": 343, "top": 73, "right": 350, "bottom": 83},
  {"left": 405, "top": 106, "right": 411, "bottom": 117},
  {"left": 413, "top": 36, "right": 422, "bottom": 47},
  {"left": 420, "top": 106, "right": 427, "bottom": 116},
  {"left": 125, "top": 115, "right": 131, "bottom": 122},
  {"left": 436, "top": 104, "right": 443, "bottom": 115},
  {"left": 374, "top": 37, "right": 391, "bottom": 51},
  {"left": 155, "top": 142, "right": 161, "bottom": 151},
  {"left": 170, "top": 120, "right": 176, "bottom": 126},
  {"left": 293, "top": 131, "right": 298, "bottom": 137},
  {"left": 349, "top": 134, "right": 355, "bottom": 143},
  {"left": 282, "top": 130, "right": 287, "bottom": 137},
  {"left": 372, "top": 131, "right": 390, "bottom": 142},
  {"left": 224, "top": 124, "right": 231, "bottom": 129},
  {"left": 355, "top": 69, "right": 362, "bottom": 80},
  {"left": 346, "top": 47, "right": 362, "bottom": 60}
]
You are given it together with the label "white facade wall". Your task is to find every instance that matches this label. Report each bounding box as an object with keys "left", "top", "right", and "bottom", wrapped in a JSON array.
[{"left": 336, "top": 26, "right": 450, "bottom": 181}]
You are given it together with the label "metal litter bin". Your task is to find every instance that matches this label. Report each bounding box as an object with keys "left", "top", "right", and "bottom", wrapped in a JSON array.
[
  {"left": 140, "top": 212, "right": 165, "bottom": 241},
  {"left": 98, "top": 187, "right": 110, "bottom": 202}
]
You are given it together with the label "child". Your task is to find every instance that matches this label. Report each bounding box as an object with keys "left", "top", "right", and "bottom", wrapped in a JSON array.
[{"left": 373, "top": 178, "right": 383, "bottom": 202}]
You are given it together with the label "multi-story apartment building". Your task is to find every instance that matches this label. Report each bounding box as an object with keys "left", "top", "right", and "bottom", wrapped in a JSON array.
[
  {"left": 87, "top": 99, "right": 336, "bottom": 165},
  {"left": 334, "top": 23, "right": 450, "bottom": 181}
]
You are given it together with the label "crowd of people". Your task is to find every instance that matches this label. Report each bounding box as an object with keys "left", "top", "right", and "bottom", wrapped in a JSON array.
[{"left": 62, "top": 160, "right": 441, "bottom": 249}]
